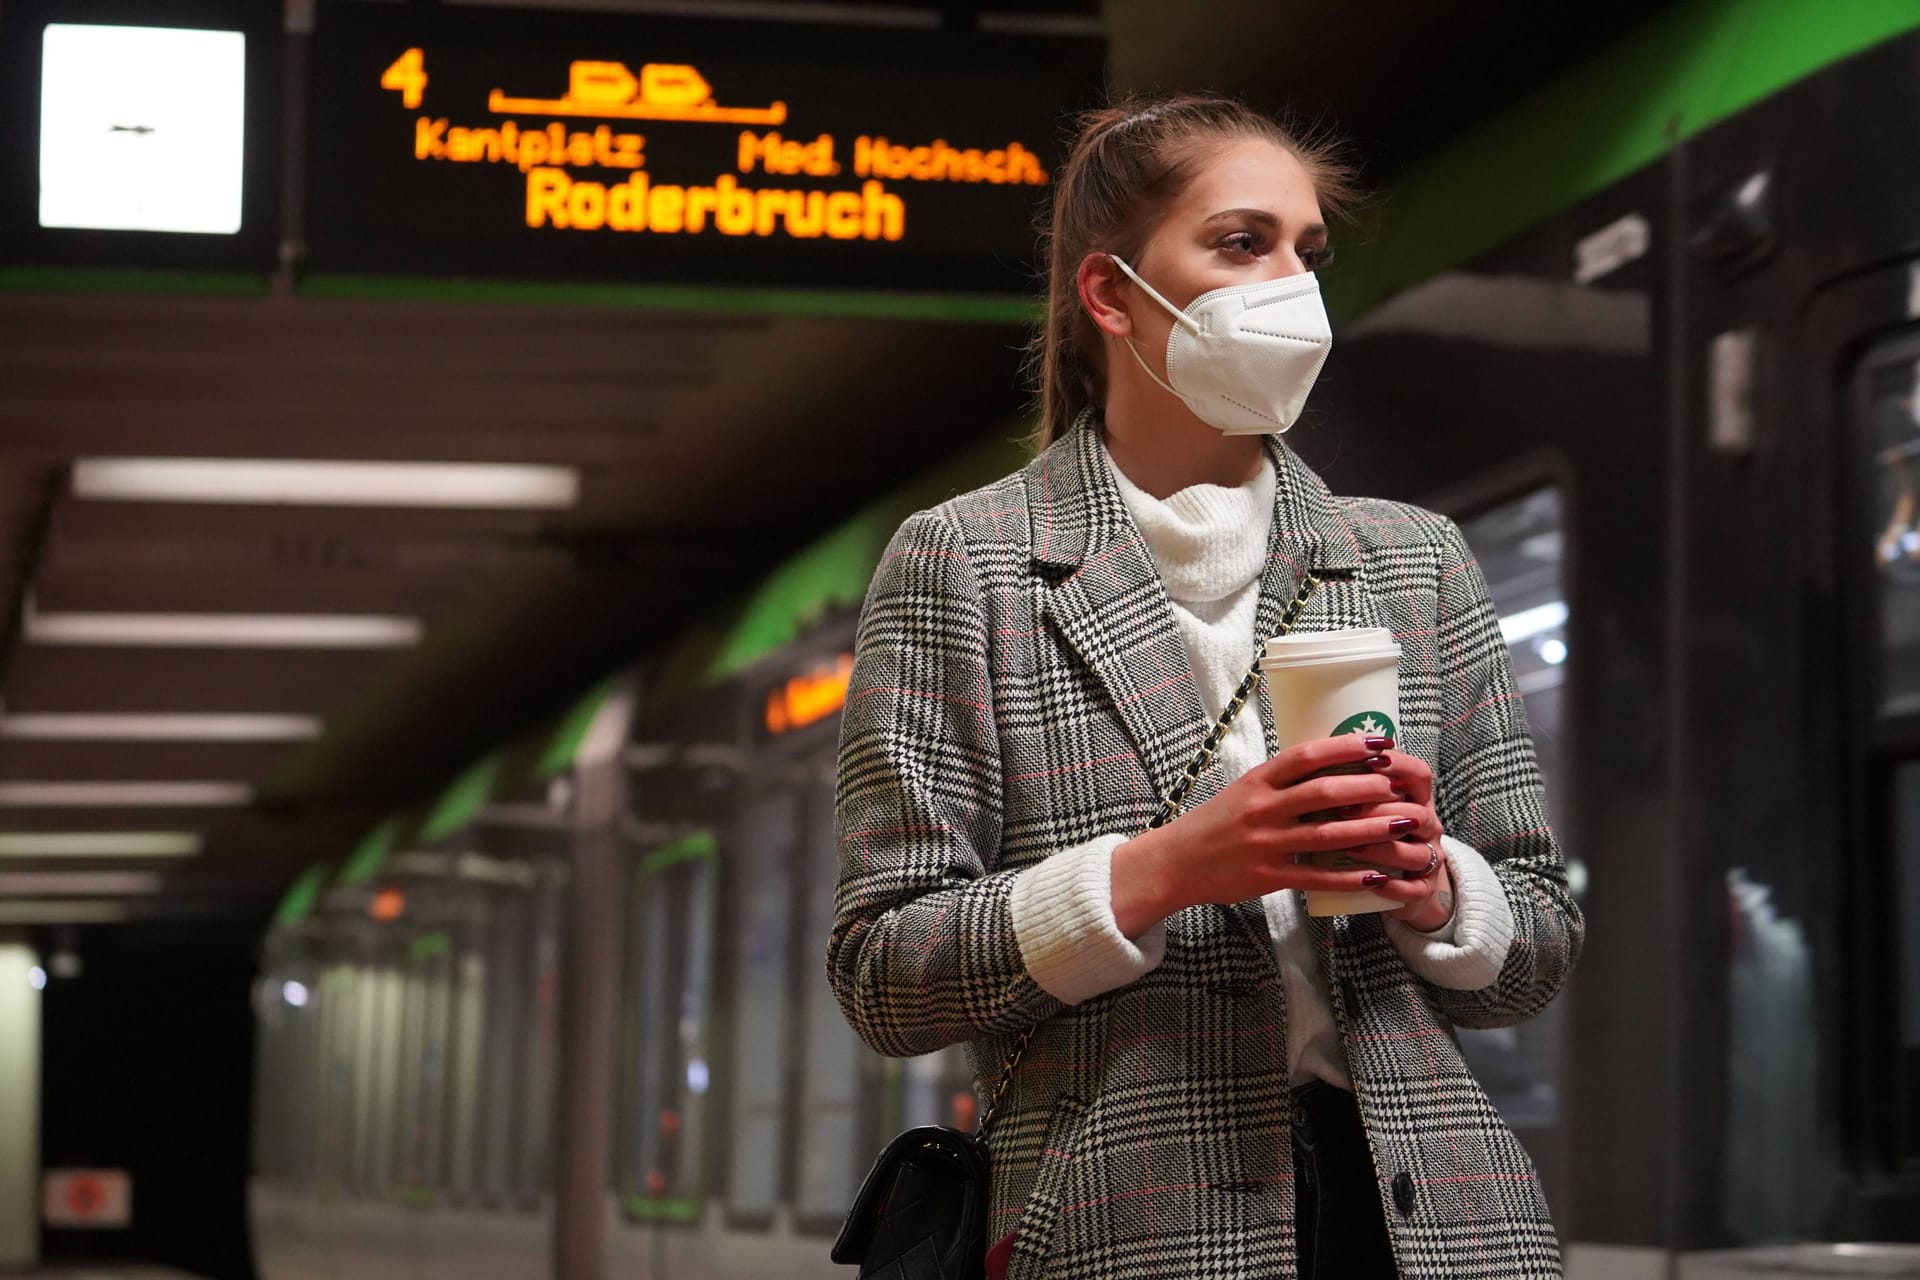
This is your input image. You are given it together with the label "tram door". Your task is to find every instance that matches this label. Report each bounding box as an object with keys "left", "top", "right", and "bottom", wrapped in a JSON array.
[
  {"left": 1449, "top": 490, "right": 1574, "bottom": 1188},
  {"left": 1311, "top": 152, "right": 1670, "bottom": 1232},
  {"left": 1835, "top": 317, "right": 1920, "bottom": 1237}
]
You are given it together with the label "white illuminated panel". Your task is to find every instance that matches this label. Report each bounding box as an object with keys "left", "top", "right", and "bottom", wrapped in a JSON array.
[
  {"left": 0, "top": 782, "right": 252, "bottom": 808},
  {"left": 74, "top": 458, "right": 580, "bottom": 509},
  {"left": 23, "top": 597, "right": 422, "bottom": 649},
  {"left": 0, "top": 832, "right": 202, "bottom": 858},
  {"left": 1498, "top": 600, "right": 1569, "bottom": 646},
  {"left": 0, "top": 713, "right": 321, "bottom": 742},
  {"left": 39, "top": 25, "right": 247, "bottom": 234},
  {"left": 0, "top": 872, "right": 163, "bottom": 896},
  {"left": 0, "top": 901, "right": 131, "bottom": 925}
]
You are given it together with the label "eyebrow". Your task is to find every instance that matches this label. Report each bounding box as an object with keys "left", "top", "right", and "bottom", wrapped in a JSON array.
[{"left": 1203, "top": 209, "right": 1327, "bottom": 238}]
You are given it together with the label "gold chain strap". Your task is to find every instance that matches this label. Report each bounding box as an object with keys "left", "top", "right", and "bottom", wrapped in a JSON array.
[{"left": 973, "top": 571, "right": 1325, "bottom": 1143}]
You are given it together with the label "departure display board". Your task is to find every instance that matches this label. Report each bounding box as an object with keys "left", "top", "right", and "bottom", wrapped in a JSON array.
[{"left": 305, "top": 3, "right": 1102, "bottom": 294}]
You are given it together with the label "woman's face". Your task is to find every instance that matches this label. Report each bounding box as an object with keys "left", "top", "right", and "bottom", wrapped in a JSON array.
[{"left": 1116, "top": 136, "right": 1330, "bottom": 370}]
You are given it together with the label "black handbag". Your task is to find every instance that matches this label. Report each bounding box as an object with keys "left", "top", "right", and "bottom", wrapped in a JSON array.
[{"left": 831, "top": 572, "right": 1327, "bottom": 1278}]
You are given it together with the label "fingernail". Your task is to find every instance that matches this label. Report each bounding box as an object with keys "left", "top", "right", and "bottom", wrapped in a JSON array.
[
  {"left": 1368, "top": 754, "right": 1393, "bottom": 770},
  {"left": 1362, "top": 873, "right": 1390, "bottom": 886},
  {"left": 1364, "top": 736, "right": 1392, "bottom": 751},
  {"left": 1387, "top": 817, "right": 1415, "bottom": 836}
]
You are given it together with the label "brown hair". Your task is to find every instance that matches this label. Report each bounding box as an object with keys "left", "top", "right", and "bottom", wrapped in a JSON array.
[{"left": 1027, "top": 94, "right": 1363, "bottom": 450}]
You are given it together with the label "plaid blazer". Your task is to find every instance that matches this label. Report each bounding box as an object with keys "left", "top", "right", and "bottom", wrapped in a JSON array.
[{"left": 830, "top": 419, "right": 1582, "bottom": 1279}]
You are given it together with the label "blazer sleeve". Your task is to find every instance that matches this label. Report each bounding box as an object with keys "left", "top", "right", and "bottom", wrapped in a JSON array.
[
  {"left": 1422, "top": 516, "right": 1585, "bottom": 1029},
  {"left": 826, "top": 509, "right": 1065, "bottom": 1057}
]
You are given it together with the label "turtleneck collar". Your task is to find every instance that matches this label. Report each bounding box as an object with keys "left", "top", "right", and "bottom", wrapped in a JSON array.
[{"left": 1099, "top": 433, "right": 1276, "bottom": 606}]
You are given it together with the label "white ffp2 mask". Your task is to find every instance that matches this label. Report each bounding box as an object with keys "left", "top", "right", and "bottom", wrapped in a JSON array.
[{"left": 1109, "top": 254, "right": 1333, "bottom": 435}]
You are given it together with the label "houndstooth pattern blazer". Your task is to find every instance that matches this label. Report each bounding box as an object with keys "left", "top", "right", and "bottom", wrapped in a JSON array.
[{"left": 829, "top": 417, "right": 1582, "bottom": 1279}]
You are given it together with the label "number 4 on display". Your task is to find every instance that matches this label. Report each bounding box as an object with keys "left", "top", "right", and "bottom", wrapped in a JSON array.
[{"left": 381, "top": 48, "right": 428, "bottom": 109}]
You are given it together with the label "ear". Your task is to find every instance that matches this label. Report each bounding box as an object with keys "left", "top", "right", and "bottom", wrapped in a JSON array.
[{"left": 1076, "top": 253, "right": 1133, "bottom": 338}]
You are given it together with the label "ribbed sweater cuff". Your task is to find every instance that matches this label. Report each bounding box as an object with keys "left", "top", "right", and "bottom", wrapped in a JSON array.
[
  {"left": 1384, "top": 835, "right": 1515, "bottom": 991},
  {"left": 1010, "top": 834, "right": 1165, "bottom": 1005}
]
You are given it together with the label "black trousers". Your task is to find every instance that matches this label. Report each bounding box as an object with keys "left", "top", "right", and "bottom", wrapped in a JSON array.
[{"left": 1291, "top": 1082, "right": 1399, "bottom": 1279}]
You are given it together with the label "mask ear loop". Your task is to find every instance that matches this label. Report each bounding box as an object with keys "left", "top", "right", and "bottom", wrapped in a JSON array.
[
  {"left": 1107, "top": 254, "right": 1202, "bottom": 335},
  {"left": 1106, "top": 253, "right": 1198, "bottom": 402}
]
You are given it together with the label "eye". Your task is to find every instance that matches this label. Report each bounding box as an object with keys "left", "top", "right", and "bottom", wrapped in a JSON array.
[
  {"left": 1219, "top": 230, "right": 1265, "bottom": 256},
  {"left": 1301, "top": 244, "right": 1336, "bottom": 271}
]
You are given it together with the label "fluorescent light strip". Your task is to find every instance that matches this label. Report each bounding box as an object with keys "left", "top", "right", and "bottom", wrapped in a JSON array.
[
  {"left": 0, "top": 832, "right": 202, "bottom": 858},
  {"left": 0, "top": 901, "right": 131, "bottom": 924},
  {"left": 0, "top": 872, "right": 163, "bottom": 896},
  {"left": 0, "top": 782, "right": 252, "bottom": 808},
  {"left": 23, "top": 598, "right": 421, "bottom": 649},
  {"left": 0, "top": 713, "right": 322, "bottom": 742},
  {"left": 74, "top": 458, "right": 580, "bottom": 510},
  {"left": 1498, "top": 600, "right": 1570, "bottom": 646}
]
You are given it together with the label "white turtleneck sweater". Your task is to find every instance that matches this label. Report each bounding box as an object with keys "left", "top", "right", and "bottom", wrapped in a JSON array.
[{"left": 1009, "top": 440, "right": 1517, "bottom": 1089}]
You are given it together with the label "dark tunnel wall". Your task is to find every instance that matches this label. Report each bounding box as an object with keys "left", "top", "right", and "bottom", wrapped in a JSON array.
[{"left": 38, "top": 923, "right": 260, "bottom": 1280}]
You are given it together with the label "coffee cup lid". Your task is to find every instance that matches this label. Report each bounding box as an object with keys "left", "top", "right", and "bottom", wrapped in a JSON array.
[{"left": 1261, "top": 627, "right": 1399, "bottom": 666}]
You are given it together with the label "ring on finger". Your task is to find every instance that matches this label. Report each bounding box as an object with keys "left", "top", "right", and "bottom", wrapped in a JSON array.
[{"left": 1420, "top": 841, "right": 1440, "bottom": 877}]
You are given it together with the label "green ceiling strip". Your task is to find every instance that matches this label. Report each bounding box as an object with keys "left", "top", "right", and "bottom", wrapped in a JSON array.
[
  {"left": 298, "top": 273, "right": 1038, "bottom": 325},
  {"left": 337, "top": 818, "right": 403, "bottom": 890},
  {"left": 418, "top": 752, "right": 504, "bottom": 844},
  {"left": 1326, "top": 0, "right": 1920, "bottom": 322},
  {"left": 272, "top": 863, "right": 332, "bottom": 927},
  {"left": 648, "top": 423, "right": 1032, "bottom": 706},
  {"left": 638, "top": 829, "right": 718, "bottom": 877},
  {"left": 0, "top": 267, "right": 270, "bottom": 297},
  {"left": 535, "top": 673, "right": 624, "bottom": 778}
]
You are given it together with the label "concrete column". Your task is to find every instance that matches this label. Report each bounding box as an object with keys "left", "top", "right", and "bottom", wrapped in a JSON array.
[
  {"left": 552, "top": 682, "right": 637, "bottom": 1280},
  {"left": 0, "top": 934, "right": 42, "bottom": 1268}
]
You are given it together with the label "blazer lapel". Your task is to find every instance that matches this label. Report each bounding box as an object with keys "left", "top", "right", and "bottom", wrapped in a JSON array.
[
  {"left": 1028, "top": 420, "right": 1210, "bottom": 806},
  {"left": 1222, "top": 436, "right": 1381, "bottom": 948},
  {"left": 1251, "top": 434, "right": 1380, "bottom": 748}
]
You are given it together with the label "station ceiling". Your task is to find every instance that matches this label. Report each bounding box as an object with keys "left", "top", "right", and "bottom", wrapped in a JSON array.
[{"left": 0, "top": 0, "right": 1673, "bottom": 923}]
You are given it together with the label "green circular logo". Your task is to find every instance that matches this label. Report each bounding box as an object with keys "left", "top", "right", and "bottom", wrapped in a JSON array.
[{"left": 1332, "top": 710, "right": 1396, "bottom": 739}]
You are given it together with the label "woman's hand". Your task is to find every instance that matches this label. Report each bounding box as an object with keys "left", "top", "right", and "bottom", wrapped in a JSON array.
[
  {"left": 1340, "top": 747, "right": 1455, "bottom": 932},
  {"left": 1112, "top": 733, "right": 1421, "bottom": 935}
]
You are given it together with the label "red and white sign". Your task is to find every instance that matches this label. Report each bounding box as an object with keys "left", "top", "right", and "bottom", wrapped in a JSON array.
[{"left": 42, "top": 1168, "right": 131, "bottom": 1228}]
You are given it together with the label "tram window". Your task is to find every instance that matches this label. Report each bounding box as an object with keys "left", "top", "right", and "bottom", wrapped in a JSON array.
[
  {"left": 624, "top": 837, "right": 717, "bottom": 1221},
  {"left": 365, "top": 962, "right": 404, "bottom": 1196},
  {"left": 1870, "top": 360, "right": 1920, "bottom": 716},
  {"left": 398, "top": 933, "right": 456, "bottom": 1199},
  {"left": 1453, "top": 486, "right": 1570, "bottom": 1133},
  {"left": 724, "top": 790, "right": 798, "bottom": 1221},
  {"left": 313, "top": 964, "right": 359, "bottom": 1196},
  {"left": 478, "top": 893, "right": 528, "bottom": 1203},
  {"left": 350, "top": 959, "right": 383, "bottom": 1198},
  {"left": 793, "top": 763, "right": 883, "bottom": 1227},
  {"left": 521, "top": 873, "right": 565, "bottom": 1200},
  {"left": 1892, "top": 764, "right": 1920, "bottom": 1156},
  {"left": 447, "top": 943, "right": 488, "bottom": 1203},
  {"left": 901, "top": 1046, "right": 978, "bottom": 1133}
]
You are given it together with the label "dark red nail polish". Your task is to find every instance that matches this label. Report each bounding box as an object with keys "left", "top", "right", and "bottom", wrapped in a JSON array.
[
  {"left": 1363, "top": 873, "right": 1390, "bottom": 886},
  {"left": 1387, "top": 817, "right": 1415, "bottom": 836},
  {"left": 1368, "top": 754, "right": 1393, "bottom": 770},
  {"left": 1364, "top": 735, "right": 1392, "bottom": 751}
]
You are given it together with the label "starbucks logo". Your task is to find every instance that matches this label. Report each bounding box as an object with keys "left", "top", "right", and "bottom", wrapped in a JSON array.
[{"left": 1332, "top": 711, "right": 1396, "bottom": 739}]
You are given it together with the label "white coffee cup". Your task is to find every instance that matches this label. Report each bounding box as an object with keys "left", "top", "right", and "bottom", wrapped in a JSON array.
[{"left": 1259, "top": 627, "right": 1403, "bottom": 916}]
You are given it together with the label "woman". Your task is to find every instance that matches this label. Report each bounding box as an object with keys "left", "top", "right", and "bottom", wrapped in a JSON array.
[{"left": 829, "top": 95, "right": 1581, "bottom": 1279}]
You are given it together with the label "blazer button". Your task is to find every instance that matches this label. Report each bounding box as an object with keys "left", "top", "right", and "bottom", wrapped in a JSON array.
[{"left": 1391, "top": 1171, "right": 1416, "bottom": 1218}]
